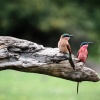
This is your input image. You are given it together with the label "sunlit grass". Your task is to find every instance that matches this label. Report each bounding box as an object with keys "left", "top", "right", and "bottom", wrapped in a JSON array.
[{"left": 0, "top": 70, "right": 100, "bottom": 100}]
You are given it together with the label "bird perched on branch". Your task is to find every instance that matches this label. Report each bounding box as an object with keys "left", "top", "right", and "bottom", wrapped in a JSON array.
[
  {"left": 58, "top": 33, "right": 75, "bottom": 70},
  {"left": 76, "top": 42, "right": 93, "bottom": 94},
  {"left": 77, "top": 42, "right": 93, "bottom": 63}
]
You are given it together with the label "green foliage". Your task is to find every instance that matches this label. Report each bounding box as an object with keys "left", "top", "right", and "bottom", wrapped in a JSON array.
[
  {"left": 0, "top": 70, "right": 100, "bottom": 100},
  {"left": 0, "top": 0, "right": 100, "bottom": 33}
]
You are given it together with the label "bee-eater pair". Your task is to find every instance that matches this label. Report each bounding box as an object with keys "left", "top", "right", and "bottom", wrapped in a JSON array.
[{"left": 58, "top": 33, "right": 92, "bottom": 94}]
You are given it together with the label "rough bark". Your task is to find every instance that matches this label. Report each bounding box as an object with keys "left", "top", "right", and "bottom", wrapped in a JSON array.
[{"left": 0, "top": 36, "right": 99, "bottom": 82}]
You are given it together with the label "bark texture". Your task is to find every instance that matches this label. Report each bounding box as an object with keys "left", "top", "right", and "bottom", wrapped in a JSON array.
[{"left": 0, "top": 36, "right": 99, "bottom": 82}]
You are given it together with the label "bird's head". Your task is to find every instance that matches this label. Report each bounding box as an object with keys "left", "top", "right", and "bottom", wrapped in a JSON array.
[
  {"left": 61, "top": 33, "right": 73, "bottom": 40},
  {"left": 80, "top": 42, "right": 93, "bottom": 48}
]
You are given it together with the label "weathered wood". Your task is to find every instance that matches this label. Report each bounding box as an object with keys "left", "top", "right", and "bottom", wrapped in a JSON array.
[{"left": 0, "top": 36, "right": 99, "bottom": 82}]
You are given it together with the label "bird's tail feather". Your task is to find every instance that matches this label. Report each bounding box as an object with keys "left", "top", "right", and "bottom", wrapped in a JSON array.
[
  {"left": 77, "top": 82, "right": 79, "bottom": 94},
  {"left": 67, "top": 45, "right": 75, "bottom": 70}
]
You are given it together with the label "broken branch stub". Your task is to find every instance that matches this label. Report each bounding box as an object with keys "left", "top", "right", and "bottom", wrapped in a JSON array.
[{"left": 0, "top": 36, "right": 99, "bottom": 82}]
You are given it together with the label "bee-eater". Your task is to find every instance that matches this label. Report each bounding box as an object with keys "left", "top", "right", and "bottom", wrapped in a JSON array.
[
  {"left": 77, "top": 42, "right": 92, "bottom": 63},
  {"left": 77, "top": 42, "right": 93, "bottom": 94},
  {"left": 58, "top": 33, "right": 75, "bottom": 70}
]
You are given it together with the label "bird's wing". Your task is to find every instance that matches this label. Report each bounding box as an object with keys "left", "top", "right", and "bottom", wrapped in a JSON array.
[
  {"left": 67, "top": 44, "right": 72, "bottom": 54},
  {"left": 67, "top": 44, "right": 75, "bottom": 70}
]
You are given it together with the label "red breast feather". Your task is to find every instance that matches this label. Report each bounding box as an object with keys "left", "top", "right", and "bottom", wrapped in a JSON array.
[{"left": 77, "top": 45, "right": 88, "bottom": 63}]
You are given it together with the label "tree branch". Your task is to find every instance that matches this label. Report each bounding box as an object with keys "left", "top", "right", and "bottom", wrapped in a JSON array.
[{"left": 0, "top": 36, "right": 99, "bottom": 82}]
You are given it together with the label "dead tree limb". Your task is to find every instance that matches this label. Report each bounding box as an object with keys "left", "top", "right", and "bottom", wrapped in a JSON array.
[{"left": 0, "top": 36, "right": 99, "bottom": 82}]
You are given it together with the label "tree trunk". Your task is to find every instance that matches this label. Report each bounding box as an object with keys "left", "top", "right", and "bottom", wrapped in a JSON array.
[{"left": 0, "top": 36, "right": 99, "bottom": 83}]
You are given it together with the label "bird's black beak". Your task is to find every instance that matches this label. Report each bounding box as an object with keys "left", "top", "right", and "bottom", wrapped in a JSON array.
[
  {"left": 69, "top": 35, "right": 73, "bottom": 37},
  {"left": 88, "top": 42, "right": 93, "bottom": 44}
]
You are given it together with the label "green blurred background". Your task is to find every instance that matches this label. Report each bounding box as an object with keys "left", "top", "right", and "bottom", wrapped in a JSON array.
[{"left": 0, "top": 0, "right": 100, "bottom": 100}]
